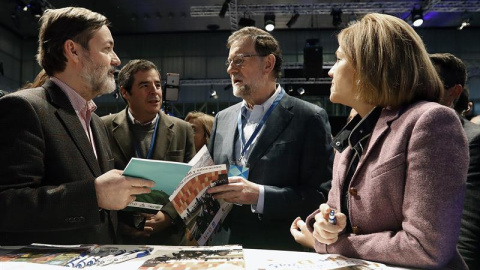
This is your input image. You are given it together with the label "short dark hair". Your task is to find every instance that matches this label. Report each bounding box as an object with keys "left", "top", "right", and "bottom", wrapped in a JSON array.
[
  {"left": 36, "top": 7, "right": 109, "bottom": 76},
  {"left": 429, "top": 53, "right": 467, "bottom": 89},
  {"left": 227, "top": 26, "right": 283, "bottom": 79},
  {"left": 118, "top": 59, "right": 160, "bottom": 94},
  {"left": 454, "top": 87, "right": 470, "bottom": 115}
]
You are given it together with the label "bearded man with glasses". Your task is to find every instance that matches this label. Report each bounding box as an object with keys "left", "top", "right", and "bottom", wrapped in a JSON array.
[{"left": 207, "top": 26, "right": 333, "bottom": 251}]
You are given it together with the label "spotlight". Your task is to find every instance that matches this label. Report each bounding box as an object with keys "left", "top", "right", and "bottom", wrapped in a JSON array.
[
  {"left": 264, "top": 13, "right": 275, "bottom": 32},
  {"left": 286, "top": 12, "right": 299, "bottom": 28},
  {"left": 239, "top": 17, "right": 255, "bottom": 28},
  {"left": 297, "top": 87, "right": 305, "bottom": 95},
  {"left": 210, "top": 86, "right": 218, "bottom": 99},
  {"left": 411, "top": 8, "right": 423, "bottom": 27},
  {"left": 219, "top": 0, "right": 231, "bottom": 18},
  {"left": 458, "top": 12, "right": 471, "bottom": 30},
  {"left": 331, "top": 8, "right": 342, "bottom": 27}
]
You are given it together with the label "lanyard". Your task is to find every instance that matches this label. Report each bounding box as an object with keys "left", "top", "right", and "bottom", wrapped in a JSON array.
[
  {"left": 134, "top": 116, "right": 160, "bottom": 159},
  {"left": 237, "top": 89, "right": 285, "bottom": 160}
]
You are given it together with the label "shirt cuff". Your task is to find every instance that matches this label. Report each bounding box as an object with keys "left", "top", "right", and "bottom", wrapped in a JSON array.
[{"left": 251, "top": 184, "right": 265, "bottom": 214}]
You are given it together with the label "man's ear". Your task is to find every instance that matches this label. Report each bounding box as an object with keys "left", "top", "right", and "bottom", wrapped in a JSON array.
[
  {"left": 64, "top": 40, "right": 80, "bottom": 62},
  {"left": 264, "top": 54, "right": 276, "bottom": 74},
  {"left": 120, "top": 87, "right": 128, "bottom": 99},
  {"left": 451, "top": 84, "right": 463, "bottom": 100}
]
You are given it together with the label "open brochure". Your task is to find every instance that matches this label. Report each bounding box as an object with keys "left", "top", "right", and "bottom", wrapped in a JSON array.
[
  {"left": 138, "top": 245, "right": 245, "bottom": 270},
  {"left": 122, "top": 145, "right": 214, "bottom": 212},
  {"left": 122, "top": 145, "right": 232, "bottom": 245},
  {"left": 252, "top": 251, "right": 388, "bottom": 270}
]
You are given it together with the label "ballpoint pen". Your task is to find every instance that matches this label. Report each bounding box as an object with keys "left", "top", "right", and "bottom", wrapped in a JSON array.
[
  {"left": 95, "top": 249, "right": 126, "bottom": 266},
  {"left": 65, "top": 253, "right": 88, "bottom": 268},
  {"left": 111, "top": 248, "right": 153, "bottom": 265},
  {"left": 328, "top": 209, "right": 337, "bottom": 225},
  {"left": 98, "top": 249, "right": 146, "bottom": 266}
]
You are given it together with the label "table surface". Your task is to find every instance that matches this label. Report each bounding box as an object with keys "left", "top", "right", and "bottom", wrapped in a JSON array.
[{"left": 0, "top": 246, "right": 415, "bottom": 270}]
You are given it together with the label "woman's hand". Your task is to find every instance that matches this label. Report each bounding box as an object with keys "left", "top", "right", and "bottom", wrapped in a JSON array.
[
  {"left": 290, "top": 217, "right": 315, "bottom": 249},
  {"left": 312, "top": 204, "right": 347, "bottom": 245}
]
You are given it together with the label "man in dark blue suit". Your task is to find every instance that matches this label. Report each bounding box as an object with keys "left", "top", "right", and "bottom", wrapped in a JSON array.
[
  {"left": 208, "top": 27, "right": 333, "bottom": 251},
  {"left": 431, "top": 53, "right": 480, "bottom": 270}
]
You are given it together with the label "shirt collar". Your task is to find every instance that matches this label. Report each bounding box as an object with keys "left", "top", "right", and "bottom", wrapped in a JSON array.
[
  {"left": 332, "top": 106, "right": 382, "bottom": 153},
  {"left": 241, "top": 84, "right": 281, "bottom": 119},
  {"left": 127, "top": 108, "right": 158, "bottom": 126},
  {"left": 50, "top": 76, "right": 97, "bottom": 115}
]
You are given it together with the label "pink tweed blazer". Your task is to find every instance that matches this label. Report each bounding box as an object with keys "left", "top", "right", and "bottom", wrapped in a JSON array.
[{"left": 307, "top": 101, "right": 468, "bottom": 269}]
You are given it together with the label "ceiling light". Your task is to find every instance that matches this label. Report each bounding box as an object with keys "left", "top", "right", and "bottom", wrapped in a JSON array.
[
  {"left": 264, "top": 13, "right": 275, "bottom": 32},
  {"left": 286, "top": 12, "right": 299, "bottom": 28},
  {"left": 331, "top": 8, "right": 342, "bottom": 27},
  {"left": 458, "top": 12, "right": 471, "bottom": 30},
  {"left": 297, "top": 88, "right": 305, "bottom": 95},
  {"left": 210, "top": 86, "right": 218, "bottom": 99},
  {"left": 411, "top": 8, "right": 423, "bottom": 27}
]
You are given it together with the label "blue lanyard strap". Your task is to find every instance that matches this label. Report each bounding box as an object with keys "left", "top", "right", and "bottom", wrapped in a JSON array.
[
  {"left": 134, "top": 116, "right": 160, "bottom": 159},
  {"left": 237, "top": 89, "right": 285, "bottom": 159}
]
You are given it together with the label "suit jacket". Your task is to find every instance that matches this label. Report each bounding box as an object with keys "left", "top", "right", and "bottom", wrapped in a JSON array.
[
  {"left": 457, "top": 117, "right": 480, "bottom": 270},
  {"left": 101, "top": 108, "right": 195, "bottom": 245},
  {"left": 0, "top": 80, "right": 116, "bottom": 245},
  {"left": 209, "top": 90, "right": 333, "bottom": 250},
  {"left": 307, "top": 101, "right": 468, "bottom": 269}
]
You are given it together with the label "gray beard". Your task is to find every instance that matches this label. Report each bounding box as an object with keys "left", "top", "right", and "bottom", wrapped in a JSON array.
[{"left": 233, "top": 84, "right": 254, "bottom": 99}]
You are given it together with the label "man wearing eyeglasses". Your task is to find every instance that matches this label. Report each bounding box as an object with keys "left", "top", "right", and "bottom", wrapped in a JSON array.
[{"left": 208, "top": 26, "right": 333, "bottom": 251}]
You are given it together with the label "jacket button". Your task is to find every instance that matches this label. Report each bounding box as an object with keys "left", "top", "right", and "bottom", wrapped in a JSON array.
[
  {"left": 352, "top": 226, "right": 360, "bottom": 234},
  {"left": 349, "top": 187, "right": 358, "bottom": 196}
]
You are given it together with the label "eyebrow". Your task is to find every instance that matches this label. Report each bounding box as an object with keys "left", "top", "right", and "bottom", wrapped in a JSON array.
[{"left": 138, "top": 80, "right": 161, "bottom": 85}]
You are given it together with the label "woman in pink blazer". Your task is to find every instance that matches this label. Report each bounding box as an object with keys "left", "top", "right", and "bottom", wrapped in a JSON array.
[{"left": 291, "top": 13, "right": 468, "bottom": 269}]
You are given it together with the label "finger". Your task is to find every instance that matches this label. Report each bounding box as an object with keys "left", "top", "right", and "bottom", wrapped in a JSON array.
[
  {"left": 128, "top": 178, "right": 155, "bottom": 188},
  {"left": 130, "top": 186, "right": 153, "bottom": 195},
  {"left": 143, "top": 226, "right": 154, "bottom": 233},
  {"left": 319, "top": 203, "right": 332, "bottom": 215},
  {"left": 228, "top": 177, "right": 243, "bottom": 183},
  {"left": 129, "top": 195, "right": 136, "bottom": 204},
  {"left": 291, "top": 217, "right": 302, "bottom": 230},
  {"left": 208, "top": 184, "right": 233, "bottom": 194},
  {"left": 297, "top": 219, "right": 308, "bottom": 232}
]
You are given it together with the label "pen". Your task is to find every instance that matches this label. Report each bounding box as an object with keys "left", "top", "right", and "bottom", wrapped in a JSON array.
[
  {"left": 328, "top": 209, "right": 337, "bottom": 225},
  {"left": 112, "top": 248, "right": 153, "bottom": 264},
  {"left": 95, "top": 249, "right": 126, "bottom": 266},
  {"left": 75, "top": 255, "right": 101, "bottom": 268},
  {"left": 98, "top": 249, "right": 143, "bottom": 266},
  {"left": 65, "top": 253, "right": 87, "bottom": 267}
]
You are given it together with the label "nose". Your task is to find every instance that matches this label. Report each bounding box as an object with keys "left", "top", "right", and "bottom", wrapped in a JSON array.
[
  {"left": 111, "top": 51, "right": 121, "bottom": 66},
  {"left": 227, "top": 62, "right": 237, "bottom": 75},
  {"left": 328, "top": 65, "right": 335, "bottom": 78}
]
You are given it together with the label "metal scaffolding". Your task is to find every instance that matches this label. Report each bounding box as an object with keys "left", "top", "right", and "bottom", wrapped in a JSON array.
[{"left": 191, "top": 1, "right": 480, "bottom": 17}]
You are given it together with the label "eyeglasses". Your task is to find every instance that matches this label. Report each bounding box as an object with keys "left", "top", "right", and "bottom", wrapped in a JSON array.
[{"left": 225, "top": 54, "right": 264, "bottom": 67}]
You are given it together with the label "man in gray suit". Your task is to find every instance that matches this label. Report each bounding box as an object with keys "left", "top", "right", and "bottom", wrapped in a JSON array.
[
  {"left": 102, "top": 59, "right": 195, "bottom": 245},
  {"left": 208, "top": 26, "right": 333, "bottom": 251},
  {"left": 0, "top": 7, "right": 154, "bottom": 245}
]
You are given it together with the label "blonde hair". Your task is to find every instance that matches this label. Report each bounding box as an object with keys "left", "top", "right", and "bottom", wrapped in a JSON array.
[
  {"left": 338, "top": 13, "right": 443, "bottom": 108},
  {"left": 185, "top": 112, "right": 214, "bottom": 145}
]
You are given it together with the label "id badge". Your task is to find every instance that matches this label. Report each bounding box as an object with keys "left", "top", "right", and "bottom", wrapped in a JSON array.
[{"left": 228, "top": 164, "right": 249, "bottom": 179}]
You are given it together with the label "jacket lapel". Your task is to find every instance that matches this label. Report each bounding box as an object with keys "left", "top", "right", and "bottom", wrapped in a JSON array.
[
  {"left": 223, "top": 104, "right": 242, "bottom": 165},
  {"left": 247, "top": 95, "right": 293, "bottom": 170},
  {"left": 91, "top": 115, "right": 110, "bottom": 174},
  {"left": 111, "top": 109, "right": 135, "bottom": 161},
  {"left": 352, "top": 107, "right": 402, "bottom": 179},
  {"left": 45, "top": 81, "right": 101, "bottom": 176},
  {"left": 152, "top": 111, "right": 173, "bottom": 160}
]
